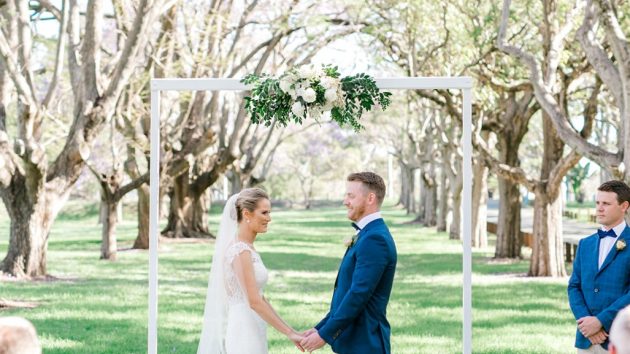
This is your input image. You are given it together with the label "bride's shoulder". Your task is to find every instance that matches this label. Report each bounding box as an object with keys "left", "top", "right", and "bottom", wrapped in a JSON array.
[{"left": 225, "top": 242, "right": 256, "bottom": 262}]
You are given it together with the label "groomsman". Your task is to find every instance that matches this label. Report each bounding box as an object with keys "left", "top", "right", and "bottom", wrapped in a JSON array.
[
  {"left": 568, "top": 180, "right": 630, "bottom": 354},
  {"left": 609, "top": 306, "right": 630, "bottom": 354}
]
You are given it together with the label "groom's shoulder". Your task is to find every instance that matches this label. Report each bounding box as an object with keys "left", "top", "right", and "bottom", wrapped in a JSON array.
[
  {"left": 364, "top": 218, "right": 388, "bottom": 231},
  {"left": 363, "top": 219, "right": 393, "bottom": 239}
]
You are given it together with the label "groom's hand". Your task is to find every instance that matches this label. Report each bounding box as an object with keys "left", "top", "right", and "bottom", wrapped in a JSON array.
[
  {"left": 300, "top": 330, "right": 325, "bottom": 352},
  {"left": 587, "top": 329, "right": 608, "bottom": 345},
  {"left": 302, "top": 328, "right": 317, "bottom": 337},
  {"left": 577, "top": 316, "right": 603, "bottom": 337}
]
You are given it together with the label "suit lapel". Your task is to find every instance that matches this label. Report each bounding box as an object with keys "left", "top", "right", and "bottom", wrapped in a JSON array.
[
  {"left": 334, "top": 228, "right": 362, "bottom": 289},
  {"left": 332, "top": 219, "right": 383, "bottom": 289},
  {"left": 597, "top": 226, "right": 629, "bottom": 275},
  {"left": 334, "top": 246, "right": 351, "bottom": 289}
]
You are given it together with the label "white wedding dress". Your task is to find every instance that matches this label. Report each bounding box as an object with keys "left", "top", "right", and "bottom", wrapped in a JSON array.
[
  {"left": 224, "top": 242, "right": 269, "bottom": 353},
  {"left": 197, "top": 194, "right": 269, "bottom": 354}
]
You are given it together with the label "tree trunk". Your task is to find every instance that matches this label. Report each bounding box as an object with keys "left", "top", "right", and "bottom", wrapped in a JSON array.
[
  {"left": 529, "top": 113, "right": 568, "bottom": 276},
  {"left": 494, "top": 126, "right": 525, "bottom": 258},
  {"left": 192, "top": 191, "right": 210, "bottom": 234},
  {"left": 100, "top": 199, "right": 118, "bottom": 260},
  {"left": 421, "top": 170, "right": 437, "bottom": 227},
  {"left": 449, "top": 176, "right": 463, "bottom": 240},
  {"left": 417, "top": 169, "right": 425, "bottom": 218},
  {"left": 1, "top": 186, "right": 60, "bottom": 277},
  {"left": 495, "top": 179, "right": 522, "bottom": 258},
  {"left": 472, "top": 156, "right": 488, "bottom": 248},
  {"left": 437, "top": 167, "right": 450, "bottom": 232},
  {"left": 229, "top": 169, "right": 243, "bottom": 195},
  {"left": 163, "top": 173, "right": 211, "bottom": 238},
  {"left": 132, "top": 184, "right": 150, "bottom": 249},
  {"left": 530, "top": 190, "right": 566, "bottom": 276},
  {"left": 398, "top": 162, "right": 414, "bottom": 213}
]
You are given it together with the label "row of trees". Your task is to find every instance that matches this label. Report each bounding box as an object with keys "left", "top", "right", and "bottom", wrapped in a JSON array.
[
  {"left": 0, "top": 0, "right": 363, "bottom": 277},
  {"left": 0, "top": 0, "right": 628, "bottom": 279},
  {"left": 356, "top": 0, "right": 628, "bottom": 276}
]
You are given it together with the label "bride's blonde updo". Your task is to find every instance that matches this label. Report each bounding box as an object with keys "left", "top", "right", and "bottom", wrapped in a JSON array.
[{"left": 235, "top": 188, "right": 269, "bottom": 223}]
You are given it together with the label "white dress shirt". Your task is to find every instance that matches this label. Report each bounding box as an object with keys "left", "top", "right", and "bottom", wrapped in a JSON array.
[
  {"left": 356, "top": 211, "right": 383, "bottom": 232},
  {"left": 598, "top": 221, "right": 627, "bottom": 269}
]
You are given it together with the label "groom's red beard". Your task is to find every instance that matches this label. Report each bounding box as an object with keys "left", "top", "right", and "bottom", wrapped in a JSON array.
[{"left": 348, "top": 203, "right": 366, "bottom": 221}]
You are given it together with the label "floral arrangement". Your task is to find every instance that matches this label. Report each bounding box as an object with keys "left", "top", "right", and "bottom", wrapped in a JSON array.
[{"left": 241, "top": 65, "right": 391, "bottom": 131}]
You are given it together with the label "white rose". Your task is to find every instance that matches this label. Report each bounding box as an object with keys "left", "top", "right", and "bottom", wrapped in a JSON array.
[
  {"left": 321, "top": 77, "right": 338, "bottom": 90},
  {"left": 279, "top": 79, "right": 292, "bottom": 93},
  {"left": 291, "top": 101, "right": 304, "bottom": 116},
  {"left": 288, "top": 88, "right": 297, "bottom": 99},
  {"left": 302, "top": 88, "right": 317, "bottom": 103},
  {"left": 324, "top": 89, "right": 338, "bottom": 102},
  {"left": 298, "top": 65, "right": 316, "bottom": 79}
]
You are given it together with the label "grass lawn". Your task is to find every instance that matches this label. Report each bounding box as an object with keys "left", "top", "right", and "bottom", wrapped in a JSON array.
[{"left": 0, "top": 202, "right": 576, "bottom": 353}]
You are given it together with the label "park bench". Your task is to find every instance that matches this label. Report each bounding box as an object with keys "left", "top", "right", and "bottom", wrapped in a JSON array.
[
  {"left": 486, "top": 222, "right": 533, "bottom": 248},
  {"left": 486, "top": 221, "right": 587, "bottom": 263},
  {"left": 564, "top": 236, "right": 581, "bottom": 263}
]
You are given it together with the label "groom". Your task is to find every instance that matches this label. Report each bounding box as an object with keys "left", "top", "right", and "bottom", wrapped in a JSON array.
[
  {"left": 568, "top": 180, "right": 630, "bottom": 353},
  {"left": 301, "top": 172, "right": 397, "bottom": 353}
]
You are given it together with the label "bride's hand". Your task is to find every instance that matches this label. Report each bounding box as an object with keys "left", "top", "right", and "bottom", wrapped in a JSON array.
[{"left": 288, "top": 331, "right": 305, "bottom": 352}]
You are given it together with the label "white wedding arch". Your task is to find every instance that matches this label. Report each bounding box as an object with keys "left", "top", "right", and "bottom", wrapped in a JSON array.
[{"left": 148, "top": 77, "right": 474, "bottom": 354}]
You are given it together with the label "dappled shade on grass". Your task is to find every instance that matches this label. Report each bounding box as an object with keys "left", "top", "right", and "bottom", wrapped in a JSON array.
[{"left": 0, "top": 204, "right": 576, "bottom": 353}]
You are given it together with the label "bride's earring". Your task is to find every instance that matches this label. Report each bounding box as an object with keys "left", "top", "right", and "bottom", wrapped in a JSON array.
[{"left": 246, "top": 219, "right": 250, "bottom": 223}]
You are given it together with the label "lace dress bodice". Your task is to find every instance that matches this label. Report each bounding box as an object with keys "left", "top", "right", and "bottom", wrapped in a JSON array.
[{"left": 224, "top": 242, "right": 268, "bottom": 306}]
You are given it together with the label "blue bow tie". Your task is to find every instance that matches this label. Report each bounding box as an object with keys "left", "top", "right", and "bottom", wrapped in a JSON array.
[
  {"left": 351, "top": 223, "right": 361, "bottom": 231},
  {"left": 598, "top": 228, "right": 616, "bottom": 239}
]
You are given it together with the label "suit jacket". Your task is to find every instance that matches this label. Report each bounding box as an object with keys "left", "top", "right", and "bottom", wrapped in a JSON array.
[
  {"left": 568, "top": 225, "right": 630, "bottom": 350},
  {"left": 315, "top": 218, "right": 397, "bottom": 354}
]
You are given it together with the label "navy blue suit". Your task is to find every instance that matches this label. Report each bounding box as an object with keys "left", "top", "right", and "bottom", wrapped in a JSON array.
[
  {"left": 315, "top": 218, "right": 397, "bottom": 354},
  {"left": 568, "top": 225, "right": 630, "bottom": 350}
]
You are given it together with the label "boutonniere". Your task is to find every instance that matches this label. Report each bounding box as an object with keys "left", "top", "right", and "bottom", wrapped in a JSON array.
[
  {"left": 344, "top": 234, "right": 359, "bottom": 248},
  {"left": 616, "top": 239, "right": 626, "bottom": 251}
]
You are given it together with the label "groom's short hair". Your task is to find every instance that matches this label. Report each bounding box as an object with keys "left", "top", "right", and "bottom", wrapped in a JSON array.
[
  {"left": 347, "top": 172, "right": 386, "bottom": 206},
  {"left": 610, "top": 306, "right": 630, "bottom": 354},
  {"left": 598, "top": 180, "right": 630, "bottom": 206}
]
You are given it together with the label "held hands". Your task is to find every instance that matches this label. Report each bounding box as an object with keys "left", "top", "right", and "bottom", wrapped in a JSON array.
[
  {"left": 577, "top": 316, "right": 603, "bottom": 338},
  {"left": 587, "top": 329, "right": 608, "bottom": 345},
  {"left": 300, "top": 328, "right": 326, "bottom": 352},
  {"left": 287, "top": 331, "right": 305, "bottom": 352}
]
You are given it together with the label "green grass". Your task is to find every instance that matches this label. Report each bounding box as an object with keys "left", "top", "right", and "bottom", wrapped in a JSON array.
[{"left": 0, "top": 203, "right": 576, "bottom": 353}]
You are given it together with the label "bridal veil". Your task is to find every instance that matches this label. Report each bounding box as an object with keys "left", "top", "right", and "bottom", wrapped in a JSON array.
[{"left": 197, "top": 193, "right": 240, "bottom": 354}]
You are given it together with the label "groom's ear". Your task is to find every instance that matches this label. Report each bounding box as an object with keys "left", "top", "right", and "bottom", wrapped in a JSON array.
[{"left": 367, "top": 192, "right": 377, "bottom": 205}]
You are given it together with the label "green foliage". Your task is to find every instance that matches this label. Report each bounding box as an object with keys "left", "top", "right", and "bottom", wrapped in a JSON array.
[
  {"left": 334, "top": 73, "right": 392, "bottom": 131},
  {"left": 242, "top": 74, "right": 295, "bottom": 127},
  {"left": 566, "top": 162, "right": 593, "bottom": 202}
]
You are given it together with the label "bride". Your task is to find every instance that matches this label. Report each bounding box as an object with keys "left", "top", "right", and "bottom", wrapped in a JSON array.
[{"left": 197, "top": 188, "right": 304, "bottom": 353}]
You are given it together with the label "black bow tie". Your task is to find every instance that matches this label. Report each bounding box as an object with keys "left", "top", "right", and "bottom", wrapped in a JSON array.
[
  {"left": 351, "top": 223, "right": 361, "bottom": 231},
  {"left": 598, "top": 228, "right": 616, "bottom": 239}
]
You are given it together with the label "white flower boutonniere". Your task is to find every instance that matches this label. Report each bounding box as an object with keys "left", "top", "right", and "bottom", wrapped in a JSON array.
[
  {"left": 344, "top": 234, "right": 358, "bottom": 249},
  {"left": 616, "top": 239, "right": 626, "bottom": 251}
]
